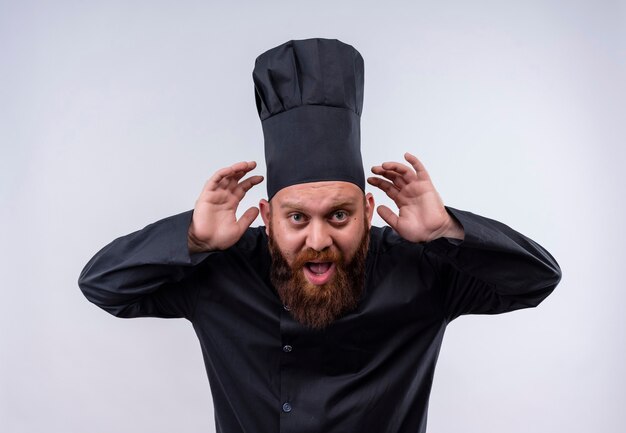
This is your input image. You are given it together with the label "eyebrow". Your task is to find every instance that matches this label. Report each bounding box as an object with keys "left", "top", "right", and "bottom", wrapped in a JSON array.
[{"left": 279, "top": 200, "right": 356, "bottom": 210}]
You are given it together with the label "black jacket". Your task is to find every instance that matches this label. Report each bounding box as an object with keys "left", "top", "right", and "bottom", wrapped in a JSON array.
[{"left": 78, "top": 206, "right": 561, "bottom": 433}]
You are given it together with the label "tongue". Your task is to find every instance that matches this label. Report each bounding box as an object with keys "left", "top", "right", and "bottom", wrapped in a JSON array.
[{"left": 309, "top": 262, "right": 331, "bottom": 274}]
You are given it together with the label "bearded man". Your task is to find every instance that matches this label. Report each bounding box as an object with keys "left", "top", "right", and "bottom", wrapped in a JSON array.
[{"left": 79, "top": 38, "right": 561, "bottom": 433}]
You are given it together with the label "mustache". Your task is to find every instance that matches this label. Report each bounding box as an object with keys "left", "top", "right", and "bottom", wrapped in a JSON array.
[
  {"left": 267, "top": 224, "right": 370, "bottom": 330},
  {"left": 292, "top": 248, "right": 343, "bottom": 269}
]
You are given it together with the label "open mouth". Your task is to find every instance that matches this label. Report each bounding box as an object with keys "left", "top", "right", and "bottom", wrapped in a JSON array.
[{"left": 303, "top": 262, "right": 336, "bottom": 285}]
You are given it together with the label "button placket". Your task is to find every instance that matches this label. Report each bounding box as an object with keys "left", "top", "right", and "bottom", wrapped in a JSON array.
[{"left": 279, "top": 302, "right": 296, "bottom": 426}]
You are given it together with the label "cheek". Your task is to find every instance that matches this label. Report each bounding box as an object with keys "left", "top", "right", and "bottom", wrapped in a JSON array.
[
  {"left": 336, "top": 226, "right": 366, "bottom": 257},
  {"left": 272, "top": 229, "right": 305, "bottom": 261}
]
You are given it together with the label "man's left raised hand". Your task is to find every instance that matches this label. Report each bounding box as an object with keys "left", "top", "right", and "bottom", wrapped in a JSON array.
[{"left": 367, "top": 152, "right": 464, "bottom": 243}]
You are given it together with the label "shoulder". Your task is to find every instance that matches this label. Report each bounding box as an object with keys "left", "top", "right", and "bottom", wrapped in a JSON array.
[
  {"left": 229, "top": 226, "right": 271, "bottom": 266},
  {"left": 234, "top": 226, "right": 268, "bottom": 251},
  {"left": 196, "top": 226, "right": 270, "bottom": 276},
  {"left": 369, "top": 225, "right": 423, "bottom": 255},
  {"left": 367, "top": 226, "right": 429, "bottom": 272}
]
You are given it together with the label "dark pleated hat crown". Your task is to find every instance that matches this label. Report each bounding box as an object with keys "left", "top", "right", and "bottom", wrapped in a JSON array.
[{"left": 253, "top": 38, "right": 365, "bottom": 200}]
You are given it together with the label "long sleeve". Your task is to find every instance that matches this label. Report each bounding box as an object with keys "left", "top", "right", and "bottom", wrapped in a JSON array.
[
  {"left": 78, "top": 210, "right": 212, "bottom": 320},
  {"left": 423, "top": 206, "right": 562, "bottom": 322}
]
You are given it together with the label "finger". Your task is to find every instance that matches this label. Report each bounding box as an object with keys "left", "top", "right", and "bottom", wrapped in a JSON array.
[
  {"left": 379, "top": 161, "right": 417, "bottom": 185},
  {"left": 230, "top": 161, "right": 258, "bottom": 183},
  {"left": 236, "top": 206, "right": 260, "bottom": 232},
  {"left": 404, "top": 153, "right": 431, "bottom": 181},
  {"left": 240, "top": 175, "right": 264, "bottom": 192},
  {"left": 234, "top": 175, "right": 264, "bottom": 199},
  {"left": 371, "top": 166, "right": 407, "bottom": 188},
  {"left": 205, "top": 167, "right": 234, "bottom": 190},
  {"left": 380, "top": 161, "right": 412, "bottom": 176},
  {"left": 367, "top": 177, "right": 400, "bottom": 200},
  {"left": 206, "top": 161, "right": 257, "bottom": 191},
  {"left": 222, "top": 161, "right": 257, "bottom": 189},
  {"left": 376, "top": 205, "right": 399, "bottom": 230},
  {"left": 231, "top": 160, "right": 257, "bottom": 173}
]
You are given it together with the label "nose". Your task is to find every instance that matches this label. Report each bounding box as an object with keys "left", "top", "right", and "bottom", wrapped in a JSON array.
[{"left": 305, "top": 220, "right": 333, "bottom": 252}]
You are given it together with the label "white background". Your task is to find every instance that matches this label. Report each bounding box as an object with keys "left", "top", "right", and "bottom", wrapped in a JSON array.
[{"left": 1, "top": 0, "right": 624, "bottom": 432}]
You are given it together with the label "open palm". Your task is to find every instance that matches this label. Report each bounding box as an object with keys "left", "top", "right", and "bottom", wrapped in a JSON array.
[
  {"left": 189, "top": 161, "right": 263, "bottom": 252},
  {"left": 367, "top": 152, "right": 458, "bottom": 243}
]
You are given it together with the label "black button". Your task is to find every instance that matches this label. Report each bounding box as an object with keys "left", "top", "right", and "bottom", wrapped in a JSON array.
[
  {"left": 282, "top": 402, "right": 292, "bottom": 413},
  {"left": 283, "top": 345, "right": 292, "bottom": 353},
  {"left": 283, "top": 304, "right": 291, "bottom": 311}
]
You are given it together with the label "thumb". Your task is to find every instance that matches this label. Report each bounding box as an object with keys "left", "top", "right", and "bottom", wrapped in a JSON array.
[
  {"left": 236, "top": 206, "right": 260, "bottom": 233},
  {"left": 377, "top": 205, "right": 399, "bottom": 230}
]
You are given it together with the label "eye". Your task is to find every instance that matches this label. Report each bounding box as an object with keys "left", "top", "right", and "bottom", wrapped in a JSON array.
[
  {"left": 289, "top": 213, "right": 305, "bottom": 223},
  {"left": 331, "top": 210, "right": 348, "bottom": 222}
]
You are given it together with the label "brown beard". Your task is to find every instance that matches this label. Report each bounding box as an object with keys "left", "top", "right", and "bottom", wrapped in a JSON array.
[{"left": 268, "top": 224, "right": 370, "bottom": 330}]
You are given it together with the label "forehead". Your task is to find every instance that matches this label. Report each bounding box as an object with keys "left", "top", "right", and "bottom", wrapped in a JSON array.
[{"left": 271, "top": 181, "right": 363, "bottom": 211}]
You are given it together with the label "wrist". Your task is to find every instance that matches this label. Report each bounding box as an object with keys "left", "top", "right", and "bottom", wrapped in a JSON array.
[
  {"left": 440, "top": 214, "right": 465, "bottom": 241},
  {"left": 188, "top": 230, "right": 209, "bottom": 254},
  {"left": 426, "top": 213, "right": 464, "bottom": 242}
]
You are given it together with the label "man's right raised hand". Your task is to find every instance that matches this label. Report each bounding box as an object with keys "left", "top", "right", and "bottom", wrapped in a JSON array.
[{"left": 188, "top": 161, "right": 264, "bottom": 254}]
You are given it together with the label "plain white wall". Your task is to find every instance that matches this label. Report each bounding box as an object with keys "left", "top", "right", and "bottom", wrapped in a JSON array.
[{"left": 1, "top": 0, "right": 624, "bottom": 432}]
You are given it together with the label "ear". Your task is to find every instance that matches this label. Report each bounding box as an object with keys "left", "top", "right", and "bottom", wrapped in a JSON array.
[
  {"left": 259, "top": 199, "right": 271, "bottom": 236},
  {"left": 364, "top": 192, "right": 375, "bottom": 228}
]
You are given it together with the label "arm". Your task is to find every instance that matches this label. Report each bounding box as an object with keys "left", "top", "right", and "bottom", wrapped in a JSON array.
[
  {"left": 78, "top": 161, "right": 264, "bottom": 320},
  {"left": 368, "top": 152, "right": 561, "bottom": 321},
  {"left": 424, "top": 206, "right": 561, "bottom": 321},
  {"left": 78, "top": 210, "right": 210, "bottom": 319}
]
